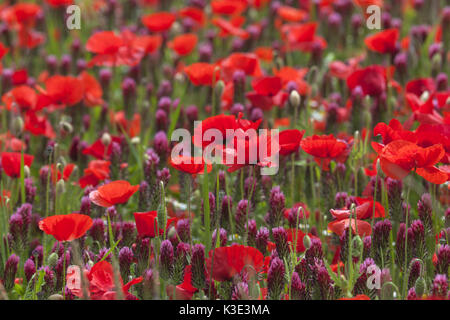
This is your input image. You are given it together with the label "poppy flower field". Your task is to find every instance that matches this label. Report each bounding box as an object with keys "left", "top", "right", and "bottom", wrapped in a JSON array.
[{"left": 0, "top": 0, "right": 449, "bottom": 302}]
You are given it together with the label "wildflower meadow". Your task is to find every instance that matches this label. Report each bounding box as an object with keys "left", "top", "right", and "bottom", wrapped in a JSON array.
[{"left": 0, "top": 0, "right": 448, "bottom": 304}]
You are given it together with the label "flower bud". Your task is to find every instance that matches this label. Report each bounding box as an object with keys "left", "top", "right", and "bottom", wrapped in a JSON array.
[
  {"left": 289, "top": 90, "right": 300, "bottom": 109},
  {"left": 47, "top": 252, "right": 59, "bottom": 267}
]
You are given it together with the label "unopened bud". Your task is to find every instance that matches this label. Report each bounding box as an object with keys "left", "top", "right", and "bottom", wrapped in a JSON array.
[
  {"left": 303, "top": 234, "right": 311, "bottom": 250},
  {"left": 12, "top": 116, "right": 24, "bottom": 134},
  {"left": 48, "top": 294, "right": 64, "bottom": 300},
  {"left": 131, "top": 136, "right": 140, "bottom": 145},
  {"left": 56, "top": 179, "right": 65, "bottom": 194},
  {"left": 24, "top": 165, "right": 30, "bottom": 178},
  {"left": 47, "top": 252, "right": 58, "bottom": 267},
  {"left": 420, "top": 91, "right": 430, "bottom": 102},
  {"left": 289, "top": 90, "right": 301, "bottom": 108},
  {"left": 215, "top": 80, "right": 225, "bottom": 96},
  {"left": 167, "top": 226, "right": 177, "bottom": 239},
  {"left": 101, "top": 132, "right": 112, "bottom": 146},
  {"left": 414, "top": 276, "right": 426, "bottom": 297},
  {"left": 59, "top": 121, "right": 73, "bottom": 135},
  {"left": 352, "top": 235, "right": 363, "bottom": 258}
]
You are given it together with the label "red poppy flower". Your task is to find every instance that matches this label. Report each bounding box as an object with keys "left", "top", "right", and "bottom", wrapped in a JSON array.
[
  {"left": 364, "top": 28, "right": 399, "bottom": 54},
  {"left": 82, "top": 135, "right": 122, "bottom": 160},
  {"left": 86, "top": 31, "right": 149, "bottom": 67},
  {"left": 0, "top": 133, "right": 26, "bottom": 152},
  {"left": 168, "top": 33, "right": 198, "bottom": 56},
  {"left": 41, "top": 75, "right": 84, "bottom": 107},
  {"left": 330, "top": 200, "right": 385, "bottom": 221},
  {"left": 212, "top": 17, "right": 250, "bottom": 40},
  {"left": 406, "top": 78, "right": 436, "bottom": 97},
  {"left": 45, "top": 0, "right": 73, "bottom": 7},
  {"left": 2, "top": 85, "right": 39, "bottom": 112},
  {"left": 68, "top": 260, "right": 142, "bottom": 300},
  {"left": 279, "top": 129, "right": 305, "bottom": 156},
  {"left": 273, "top": 66, "right": 310, "bottom": 94},
  {"left": 79, "top": 71, "right": 103, "bottom": 107},
  {"left": 24, "top": 111, "right": 55, "bottom": 139},
  {"left": 184, "top": 63, "right": 221, "bottom": 86},
  {"left": 220, "top": 52, "right": 262, "bottom": 81},
  {"left": 300, "top": 134, "right": 348, "bottom": 170},
  {"left": 211, "top": 0, "right": 247, "bottom": 15},
  {"left": 110, "top": 111, "right": 141, "bottom": 138},
  {"left": 373, "top": 119, "right": 416, "bottom": 144},
  {"left": 41, "top": 163, "right": 75, "bottom": 184},
  {"left": 347, "top": 65, "right": 387, "bottom": 97},
  {"left": 39, "top": 213, "right": 93, "bottom": 241},
  {"left": 134, "top": 34, "right": 162, "bottom": 54},
  {"left": 372, "top": 140, "right": 447, "bottom": 184},
  {"left": 89, "top": 180, "right": 139, "bottom": 207},
  {"left": 178, "top": 7, "right": 206, "bottom": 28},
  {"left": 0, "top": 42, "right": 8, "bottom": 60},
  {"left": 206, "top": 245, "right": 264, "bottom": 281},
  {"left": 169, "top": 155, "right": 212, "bottom": 175},
  {"left": 1, "top": 152, "right": 34, "bottom": 178},
  {"left": 79, "top": 160, "right": 110, "bottom": 188},
  {"left": 328, "top": 218, "right": 372, "bottom": 237},
  {"left": 277, "top": 6, "right": 307, "bottom": 22},
  {"left": 141, "top": 12, "right": 176, "bottom": 32},
  {"left": 254, "top": 47, "right": 273, "bottom": 62},
  {"left": 133, "top": 211, "right": 177, "bottom": 238}
]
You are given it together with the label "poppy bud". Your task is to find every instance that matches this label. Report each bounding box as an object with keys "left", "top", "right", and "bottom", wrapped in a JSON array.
[
  {"left": 159, "top": 240, "right": 174, "bottom": 281},
  {"left": 12, "top": 116, "right": 24, "bottom": 135},
  {"left": 131, "top": 137, "right": 140, "bottom": 145},
  {"left": 191, "top": 243, "right": 206, "bottom": 290},
  {"left": 303, "top": 234, "right": 311, "bottom": 250},
  {"left": 351, "top": 235, "right": 363, "bottom": 258},
  {"left": 214, "top": 80, "right": 225, "bottom": 97},
  {"left": 56, "top": 179, "right": 65, "bottom": 194},
  {"left": 267, "top": 257, "right": 285, "bottom": 300},
  {"left": 48, "top": 294, "right": 64, "bottom": 300},
  {"left": 413, "top": 276, "right": 426, "bottom": 298},
  {"left": 47, "top": 252, "right": 59, "bottom": 268},
  {"left": 3, "top": 254, "right": 19, "bottom": 290},
  {"left": 101, "top": 132, "right": 111, "bottom": 147},
  {"left": 59, "top": 121, "right": 73, "bottom": 135}
]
